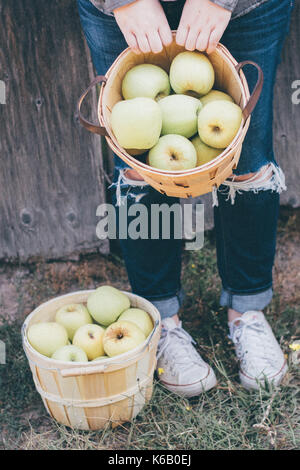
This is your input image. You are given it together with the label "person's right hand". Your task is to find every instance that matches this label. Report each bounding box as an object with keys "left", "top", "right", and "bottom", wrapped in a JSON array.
[{"left": 114, "top": 0, "right": 173, "bottom": 54}]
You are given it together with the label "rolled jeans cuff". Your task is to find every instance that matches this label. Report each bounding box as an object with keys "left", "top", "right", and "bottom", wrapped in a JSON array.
[
  {"left": 149, "top": 289, "right": 185, "bottom": 320},
  {"left": 220, "top": 287, "right": 273, "bottom": 313}
]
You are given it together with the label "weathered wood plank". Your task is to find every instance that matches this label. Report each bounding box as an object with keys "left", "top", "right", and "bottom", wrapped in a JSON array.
[
  {"left": 0, "top": 0, "right": 109, "bottom": 261},
  {"left": 273, "top": 0, "right": 300, "bottom": 207}
]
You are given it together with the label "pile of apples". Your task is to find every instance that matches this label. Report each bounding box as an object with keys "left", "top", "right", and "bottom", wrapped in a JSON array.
[
  {"left": 111, "top": 51, "right": 243, "bottom": 171},
  {"left": 27, "top": 286, "right": 153, "bottom": 363}
]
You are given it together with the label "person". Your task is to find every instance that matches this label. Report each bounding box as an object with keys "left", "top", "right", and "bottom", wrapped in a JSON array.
[{"left": 77, "top": 0, "right": 293, "bottom": 395}]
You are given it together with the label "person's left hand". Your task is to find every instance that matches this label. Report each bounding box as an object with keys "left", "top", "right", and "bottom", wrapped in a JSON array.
[{"left": 176, "top": 0, "right": 231, "bottom": 54}]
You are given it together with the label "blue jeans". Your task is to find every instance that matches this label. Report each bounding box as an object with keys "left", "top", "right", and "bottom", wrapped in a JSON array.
[{"left": 77, "top": 0, "right": 293, "bottom": 317}]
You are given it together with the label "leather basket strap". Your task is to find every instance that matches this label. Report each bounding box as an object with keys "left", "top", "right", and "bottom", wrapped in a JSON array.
[
  {"left": 236, "top": 60, "right": 264, "bottom": 120},
  {"left": 77, "top": 75, "right": 108, "bottom": 136}
]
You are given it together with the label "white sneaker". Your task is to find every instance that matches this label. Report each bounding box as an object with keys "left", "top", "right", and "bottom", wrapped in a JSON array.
[
  {"left": 156, "top": 317, "right": 217, "bottom": 397},
  {"left": 229, "top": 311, "right": 288, "bottom": 390}
]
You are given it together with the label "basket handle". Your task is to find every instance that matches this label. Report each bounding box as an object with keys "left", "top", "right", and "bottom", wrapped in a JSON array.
[
  {"left": 77, "top": 75, "right": 108, "bottom": 136},
  {"left": 235, "top": 61, "right": 264, "bottom": 121},
  {"left": 60, "top": 363, "right": 106, "bottom": 377}
]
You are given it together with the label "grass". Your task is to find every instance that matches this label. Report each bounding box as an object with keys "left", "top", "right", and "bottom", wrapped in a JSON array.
[{"left": 0, "top": 211, "right": 299, "bottom": 450}]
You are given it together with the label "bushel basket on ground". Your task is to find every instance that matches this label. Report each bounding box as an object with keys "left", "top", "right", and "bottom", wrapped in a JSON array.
[
  {"left": 22, "top": 290, "right": 161, "bottom": 430},
  {"left": 79, "top": 38, "right": 263, "bottom": 198}
]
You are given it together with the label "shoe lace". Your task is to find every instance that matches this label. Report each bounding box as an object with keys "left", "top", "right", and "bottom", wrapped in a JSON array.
[
  {"left": 157, "top": 323, "right": 204, "bottom": 370},
  {"left": 229, "top": 317, "right": 275, "bottom": 369}
]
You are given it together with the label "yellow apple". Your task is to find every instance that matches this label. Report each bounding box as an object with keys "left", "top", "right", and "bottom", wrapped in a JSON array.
[
  {"left": 158, "top": 94, "right": 202, "bottom": 138},
  {"left": 92, "top": 355, "right": 109, "bottom": 361},
  {"left": 55, "top": 303, "right": 92, "bottom": 341},
  {"left": 122, "top": 64, "right": 170, "bottom": 100},
  {"left": 200, "top": 90, "right": 234, "bottom": 107},
  {"left": 103, "top": 320, "right": 146, "bottom": 357},
  {"left": 125, "top": 148, "right": 147, "bottom": 156},
  {"left": 111, "top": 97, "right": 162, "bottom": 150},
  {"left": 27, "top": 322, "right": 68, "bottom": 357},
  {"left": 73, "top": 323, "right": 105, "bottom": 360},
  {"left": 198, "top": 100, "right": 243, "bottom": 149},
  {"left": 118, "top": 308, "right": 153, "bottom": 337},
  {"left": 169, "top": 51, "right": 215, "bottom": 97},
  {"left": 87, "top": 285, "right": 130, "bottom": 326},
  {"left": 191, "top": 135, "right": 224, "bottom": 166},
  {"left": 51, "top": 345, "right": 88, "bottom": 362},
  {"left": 147, "top": 134, "right": 197, "bottom": 171}
]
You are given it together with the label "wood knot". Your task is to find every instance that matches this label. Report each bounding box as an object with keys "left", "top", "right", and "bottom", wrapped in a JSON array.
[
  {"left": 35, "top": 97, "right": 44, "bottom": 109},
  {"left": 20, "top": 208, "right": 34, "bottom": 228},
  {"left": 66, "top": 211, "right": 79, "bottom": 228}
]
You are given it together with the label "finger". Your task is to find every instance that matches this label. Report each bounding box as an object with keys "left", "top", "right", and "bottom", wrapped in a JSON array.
[
  {"left": 124, "top": 32, "right": 140, "bottom": 54},
  {"left": 176, "top": 24, "right": 189, "bottom": 46},
  {"left": 206, "top": 27, "right": 221, "bottom": 54},
  {"left": 195, "top": 26, "right": 212, "bottom": 52},
  {"left": 136, "top": 33, "right": 151, "bottom": 54},
  {"left": 185, "top": 26, "right": 200, "bottom": 51},
  {"left": 147, "top": 30, "right": 163, "bottom": 54},
  {"left": 158, "top": 23, "right": 173, "bottom": 47}
]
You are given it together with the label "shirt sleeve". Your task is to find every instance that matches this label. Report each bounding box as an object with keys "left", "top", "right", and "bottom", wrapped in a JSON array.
[
  {"left": 209, "top": 0, "right": 239, "bottom": 12},
  {"left": 96, "top": 0, "right": 137, "bottom": 14},
  {"left": 94, "top": 0, "right": 238, "bottom": 15}
]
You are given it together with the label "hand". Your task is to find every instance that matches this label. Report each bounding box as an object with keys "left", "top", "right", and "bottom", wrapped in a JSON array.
[
  {"left": 114, "top": 0, "right": 172, "bottom": 54},
  {"left": 176, "top": 0, "right": 231, "bottom": 54}
]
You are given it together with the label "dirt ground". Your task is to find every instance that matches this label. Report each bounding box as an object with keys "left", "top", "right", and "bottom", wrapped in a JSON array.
[
  {"left": 0, "top": 251, "right": 130, "bottom": 325},
  {"left": 0, "top": 207, "right": 299, "bottom": 325}
]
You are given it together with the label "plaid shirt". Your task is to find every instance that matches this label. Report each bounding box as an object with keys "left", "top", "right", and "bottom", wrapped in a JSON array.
[{"left": 89, "top": 0, "right": 269, "bottom": 19}]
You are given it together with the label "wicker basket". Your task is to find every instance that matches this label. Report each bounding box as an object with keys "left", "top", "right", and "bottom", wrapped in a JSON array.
[
  {"left": 78, "top": 38, "right": 263, "bottom": 198},
  {"left": 22, "top": 290, "right": 161, "bottom": 430}
]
